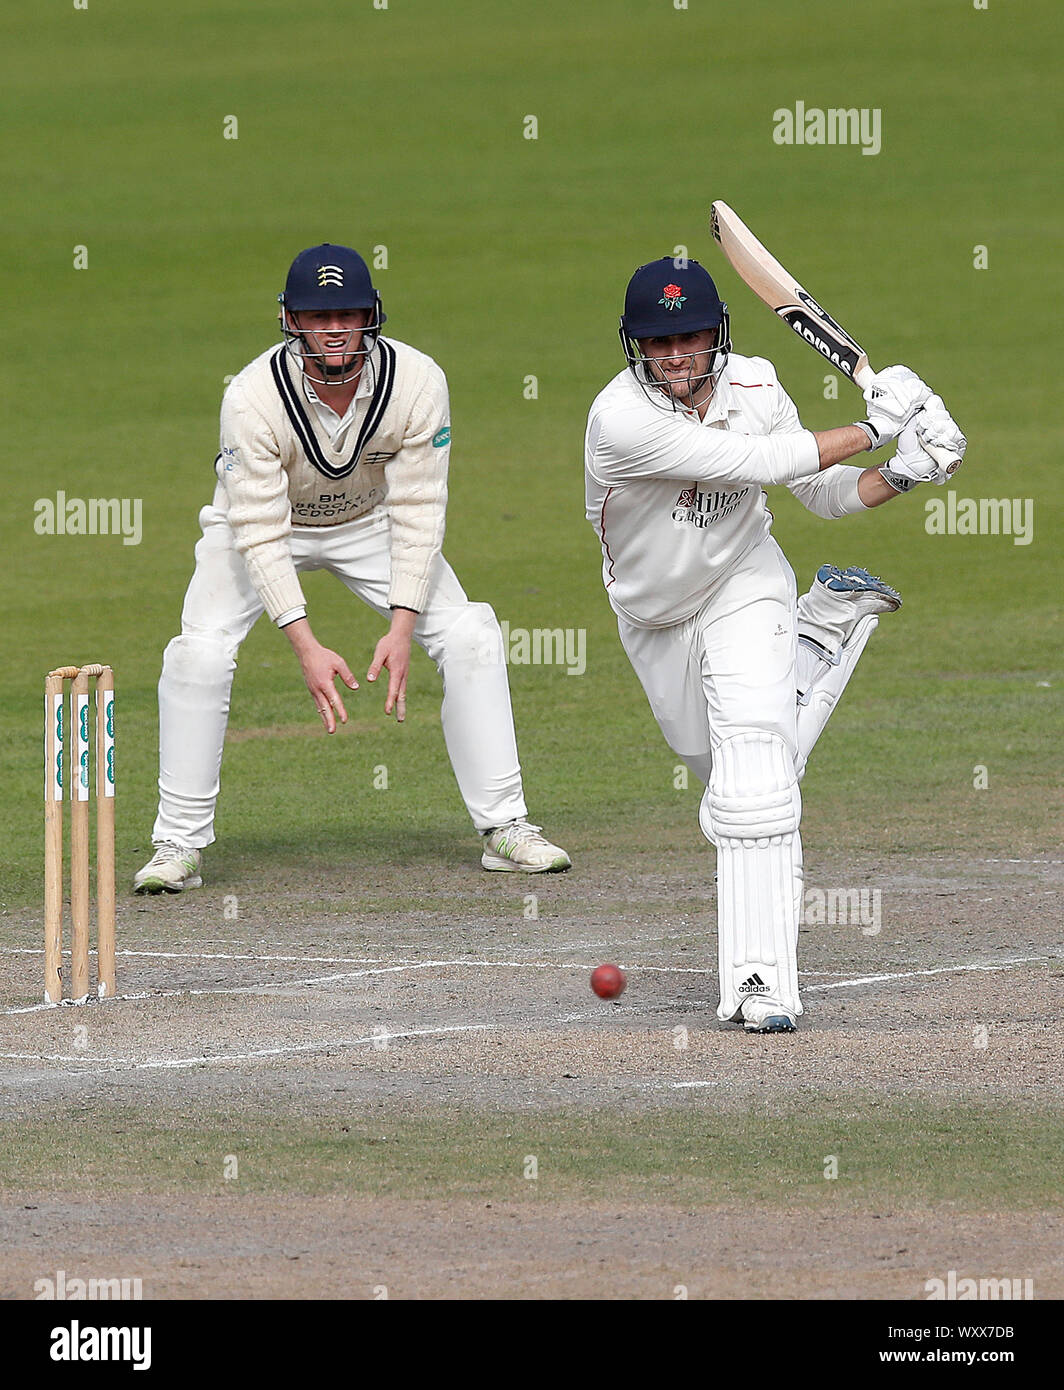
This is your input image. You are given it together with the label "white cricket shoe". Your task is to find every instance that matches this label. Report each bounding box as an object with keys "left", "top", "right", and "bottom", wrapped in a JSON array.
[
  {"left": 133, "top": 842, "right": 203, "bottom": 895},
  {"left": 741, "top": 997, "right": 797, "bottom": 1034},
  {"left": 481, "top": 820, "right": 571, "bottom": 873}
]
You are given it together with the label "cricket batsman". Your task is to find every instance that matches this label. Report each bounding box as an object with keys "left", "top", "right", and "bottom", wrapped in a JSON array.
[
  {"left": 585, "top": 257, "right": 964, "bottom": 1032},
  {"left": 135, "top": 244, "right": 570, "bottom": 892}
]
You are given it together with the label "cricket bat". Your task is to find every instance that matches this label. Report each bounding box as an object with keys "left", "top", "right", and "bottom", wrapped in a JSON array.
[{"left": 709, "top": 200, "right": 960, "bottom": 473}]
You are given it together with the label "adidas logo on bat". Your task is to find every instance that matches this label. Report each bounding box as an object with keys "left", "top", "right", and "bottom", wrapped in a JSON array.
[{"left": 781, "top": 312, "right": 858, "bottom": 373}]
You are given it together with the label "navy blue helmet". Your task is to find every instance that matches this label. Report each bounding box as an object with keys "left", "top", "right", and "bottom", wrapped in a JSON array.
[
  {"left": 619, "top": 257, "right": 730, "bottom": 410},
  {"left": 280, "top": 244, "right": 384, "bottom": 315},
  {"left": 278, "top": 244, "right": 385, "bottom": 385}
]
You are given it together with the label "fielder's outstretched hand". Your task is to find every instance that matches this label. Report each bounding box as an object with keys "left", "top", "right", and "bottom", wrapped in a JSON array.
[
  {"left": 283, "top": 618, "right": 360, "bottom": 733},
  {"left": 367, "top": 628, "right": 412, "bottom": 722},
  {"left": 301, "top": 643, "right": 359, "bottom": 733}
]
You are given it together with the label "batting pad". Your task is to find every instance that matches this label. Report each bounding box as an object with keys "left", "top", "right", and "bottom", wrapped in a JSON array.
[
  {"left": 795, "top": 613, "right": 878, "bottom": 778},
  {"left": 702, "top": 731, "right": 803, "bottom": 1021}
]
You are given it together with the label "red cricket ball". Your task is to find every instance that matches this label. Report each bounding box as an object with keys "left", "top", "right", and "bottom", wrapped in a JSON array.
[{"left": 590, "top": 963, "right": 626, "bottom": 999}]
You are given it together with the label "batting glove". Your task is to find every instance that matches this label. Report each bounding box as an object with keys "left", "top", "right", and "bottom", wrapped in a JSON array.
[
  {"left": 879, "top": 420, "right": 944, "bottom": 490},
  {"left": 915, "top": 393, "right": 966, "bottom": 477},
  {"left": 860, "top": 364, "right": 933, "bottom": 449}
]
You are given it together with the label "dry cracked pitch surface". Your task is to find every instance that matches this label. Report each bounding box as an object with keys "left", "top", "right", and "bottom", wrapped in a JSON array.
[{"left": 1, "top": 850, "right": 1061, "bottom": 1297}]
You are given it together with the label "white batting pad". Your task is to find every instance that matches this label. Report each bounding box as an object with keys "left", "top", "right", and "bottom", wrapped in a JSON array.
[
  {"left": 795, "top": 613, "right": 878, "bottom": 777},
  {"left": 702, "top": 731, "right": 803, "bottom": 1021}
]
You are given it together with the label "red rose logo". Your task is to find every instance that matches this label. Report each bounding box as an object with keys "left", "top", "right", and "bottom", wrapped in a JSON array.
[{"left": 659, "top": 284, "right": 687, "bottom": 310}]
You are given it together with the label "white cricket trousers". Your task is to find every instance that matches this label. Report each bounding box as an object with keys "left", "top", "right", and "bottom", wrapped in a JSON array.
[
  {"left": 152, "top": 502, "right": 528, "bottom": 847},
  {"left": 617, "top": 536, "right": 801, "bottom": 786}
]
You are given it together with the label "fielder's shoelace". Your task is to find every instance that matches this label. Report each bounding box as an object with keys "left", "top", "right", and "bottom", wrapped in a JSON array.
[
  {"left": 147, "top": 842, "right": 194, "bottom": 866},
  {"left": 494, "top": 820, "right": 547, "bottom": 849}
]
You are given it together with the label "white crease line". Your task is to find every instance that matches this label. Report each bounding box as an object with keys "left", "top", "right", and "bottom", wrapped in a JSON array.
[
  {"left": 1, "top": 956, "right": 720, "bottom": 1015},
  {"left": 0, "top": 961, "right": 457, "bottom": 1015},
  {"left": 0, "top": 1023, "right": 494, "bottom": 1072},
  {"left": 1, "top": 948, "right": 395, "bottom": 965},
  {"left": 2, "top": 946, "right": 711, "bottom": 970},
  {"left": 6, "top": 951, "right": 1058, "bottom": 1017},
  {"left": 800, "top": 970, "right": 879, "bottom": 977},
  {"left": 1, "top": 952, "right": 1058, "bottom": 1072},
  {"left": 804, "top": 954, "right": 1059, "bottom": 992},
  {"left": 0, "top": 1051, "right": 104, "bottom": 1065},
  {"left": 4, "top": 1001, "right": 74, "bottom": 1016},
  {"left": 0, "top": 1010, "right": 613, "bottom": 1074},
  {"left": 130, "top": 1020, "right": 503, "bottom": 1070}
]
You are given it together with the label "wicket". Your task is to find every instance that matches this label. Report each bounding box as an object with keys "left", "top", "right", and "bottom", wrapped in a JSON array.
[{"left": 44, "top": 664, "right": 116, "bottom": 1004}]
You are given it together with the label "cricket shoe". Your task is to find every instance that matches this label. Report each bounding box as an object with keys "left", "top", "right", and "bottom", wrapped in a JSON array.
[
  {"left": 133, "top": 842, "right": 203, "bottom": 894},
  {"left": 816, "top": 563, "right": 902, "bottom": 617},
  {"left": 481, "top": 820, "right": 571, "bottom": 873},
  {"left": 741, "top": 997, "right": 797, "bottom": 1034}
]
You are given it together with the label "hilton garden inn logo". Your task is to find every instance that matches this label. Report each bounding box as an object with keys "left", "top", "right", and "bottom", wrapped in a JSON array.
[
  {"left": 673, "top": 485, "right": 750, "bottom": 528},
  {"left": 34, "top": 491, "right": 143, "bottom": 546}
]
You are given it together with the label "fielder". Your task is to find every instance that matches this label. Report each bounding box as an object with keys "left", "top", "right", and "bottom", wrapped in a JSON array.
[
  {"left": 585, "top": 257, "right": 965, "bottom": 1033},
  {"left": 135, "top": 244, "right": 570, "bottom": 892}
]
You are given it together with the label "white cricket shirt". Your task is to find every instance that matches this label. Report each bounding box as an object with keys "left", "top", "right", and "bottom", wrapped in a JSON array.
[{"left": 585, "top": 353, "right": 868, "bottom": 628}]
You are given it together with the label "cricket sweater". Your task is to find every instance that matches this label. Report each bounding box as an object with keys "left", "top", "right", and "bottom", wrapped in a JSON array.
[{"left": 216, "top": 336, "right": 450, "bottom": 621}]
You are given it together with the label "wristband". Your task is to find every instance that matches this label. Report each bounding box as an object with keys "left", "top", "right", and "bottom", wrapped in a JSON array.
[
  {"left": 276, "top": 607, "right": 308, "bottom": 628},
  {"left": 878, "top": 465, "right": 918, "bottom": 493}
]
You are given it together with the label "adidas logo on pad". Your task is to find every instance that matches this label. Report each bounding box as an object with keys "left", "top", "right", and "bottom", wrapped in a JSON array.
[{"left": 738, "top": 972, "right": 770, "bottom": 995}]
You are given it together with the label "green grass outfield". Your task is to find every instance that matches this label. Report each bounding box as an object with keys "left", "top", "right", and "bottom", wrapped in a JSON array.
[
  {"left": 5, "top": 1100, "right": 1063, "bottom": 1210},
  {"left": 1, "top": 0, "right": 1060, "bottom": 905}
]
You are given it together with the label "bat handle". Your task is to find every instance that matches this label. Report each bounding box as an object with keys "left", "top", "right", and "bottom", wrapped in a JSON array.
[
  {"left": 921, "top": 441, "right": 961, "bottom": 473},
  {"left": 853, "top": 364, "right": 961, "bottom": 475}
]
